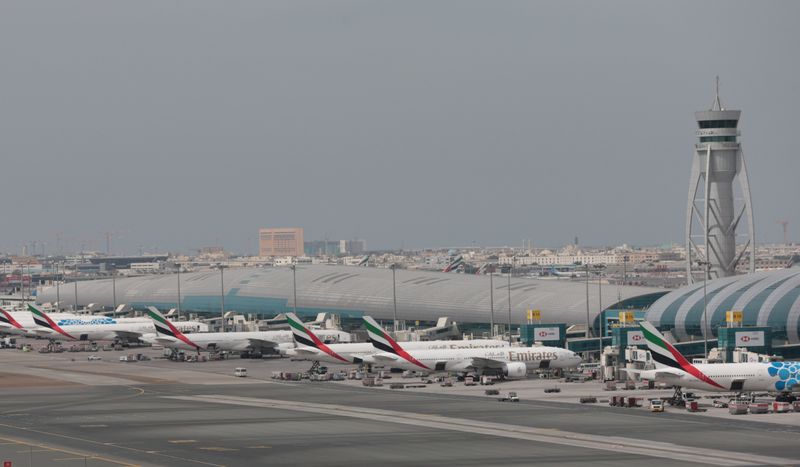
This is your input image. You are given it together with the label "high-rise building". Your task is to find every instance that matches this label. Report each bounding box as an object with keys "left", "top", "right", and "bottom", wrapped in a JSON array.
[
  {"left": 259, "top": 228, "right": 304, "bottom": 257},
  {"left": 685, "top": 78, "right": 755, "bottom": 282}
]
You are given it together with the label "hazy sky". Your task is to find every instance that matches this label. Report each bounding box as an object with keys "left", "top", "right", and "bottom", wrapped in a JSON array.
[{"left": 1, "top": 1, "right": 798, "bottom": 255}]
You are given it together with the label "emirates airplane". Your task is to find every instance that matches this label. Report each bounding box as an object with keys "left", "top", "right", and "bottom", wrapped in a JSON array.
[
  {"left": 363, "top": 316, "right": 581, "bottom": 378},
  {"left": 636, "top": 321, "right": 799, "bottom": 394},
  {"left": 19, "top": 304, "right": 170, "bottom": 343},
  {"left": 1, "top": 306, "right": 79, "bottom": 336},
  {"left": 285, "top": 312, "right": 510, "bottom": 365},
  {"left": 147, "top": 307, "right": 350, "bottom": 355}
]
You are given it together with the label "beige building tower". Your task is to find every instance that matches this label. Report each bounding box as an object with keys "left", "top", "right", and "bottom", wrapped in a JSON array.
[{"left": 259, "top": 228, "right": 304, "bottom": 257}]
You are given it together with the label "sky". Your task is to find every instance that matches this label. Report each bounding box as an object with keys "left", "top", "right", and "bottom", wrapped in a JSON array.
[{"left": 1, "top": 1, "right": 798, "bottom": 255}]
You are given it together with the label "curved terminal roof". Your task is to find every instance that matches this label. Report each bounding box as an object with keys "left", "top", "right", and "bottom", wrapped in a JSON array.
[
  {"left": 646, "top": 268, "right": 800, "bottom": 343},
  {"left": 38, "top": 265, "right": 663, "bottom": 326}
]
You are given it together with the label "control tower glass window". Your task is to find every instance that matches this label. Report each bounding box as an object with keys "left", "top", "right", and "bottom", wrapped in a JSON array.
[
  {"left": 699, "top": 135, "right": 737, "bottom": 143},
  {"left": 698, "top": 120, "right": 738, "bottom": 129}
]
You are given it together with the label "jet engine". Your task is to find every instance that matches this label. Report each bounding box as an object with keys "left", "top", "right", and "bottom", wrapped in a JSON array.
[{"left": 503, "top": 362, "right": 527, "bottom": 379}]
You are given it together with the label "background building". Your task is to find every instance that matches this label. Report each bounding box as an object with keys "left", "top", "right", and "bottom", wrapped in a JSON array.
[
  {"left": 258, "top": 228, "right": 304, "bottom": 257},
  {"left": 36, "top": 265, "right": 664, "bottom": 330}
]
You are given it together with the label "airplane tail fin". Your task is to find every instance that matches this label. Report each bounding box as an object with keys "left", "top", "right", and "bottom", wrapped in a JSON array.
[
  {"left": 638, "top": 321, "right": 723, "bottom": 389},
  {"left": 146, "top": 306, "right": 200, "bottom": 350},
  {"left": 362, "top": 316, "right": 430, "bottom": 370},
  {"left": 285, "top": 313, "right": 318, "bottom": 348},
  {"left": 28, "top": 303, "right": 75, "bottom": 339},
  {"left": 442, "top": 255, "right": 464, "bottom": 273},
  {"left": 0, "top": 307, "right": 24, "bottom": 330},
  {"left": 285, "top": 313, "right": 348, "bottom": 362}
]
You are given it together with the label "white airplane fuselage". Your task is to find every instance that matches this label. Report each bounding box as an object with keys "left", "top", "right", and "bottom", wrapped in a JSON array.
[
  {"left": 33, "top": 316, "right": 205, "bottom": 342},
  {"left": 1, "top": 311, "right": 79, "bottom": 336},
  {"left": 643, "top": 361, "right": 800, "bottom": 393},
  {"left": 287, "top": 339, "right": 511, "bottom": 365},
  {"left": 154, "top": 329, "right": 350, "bottom": 353},
  {"left": 377, "top": 346, "right": 581, "bottom": 374}
]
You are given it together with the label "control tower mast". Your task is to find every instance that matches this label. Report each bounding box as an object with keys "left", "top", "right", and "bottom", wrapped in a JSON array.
[{"left": 685, "top": 78, "right": 755, "bottom": 283}]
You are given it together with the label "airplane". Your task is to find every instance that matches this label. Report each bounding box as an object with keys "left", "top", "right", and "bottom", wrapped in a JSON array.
[
  {"left": 442, "top": 255, "right": 464, "bottom": 273},
  {"left": 635, "top": 321, "right": 800, "bottom": 395},
  {"left": 284, "top": 312, "right": 511, "bottom": 365},
  {"left": 547, "top": 266, "right": 587, "bottom": 278},
  {"left": 146, "top": 307, "right": 350, "bottom": 356},
  {"left": 1, "top": 306, "right": 84, "bottom": 336},
  {"left": 27, "top": 304, "right": 162, "bottom": 343},
  {"left": 356, "top": 255, "right": 370, "bottom": 267},
  {"left": 0, "top": 307, "right": 28, "bottom": 335},
  {"left": 362, "top": 316, "right": 582, "bottom": 378}
]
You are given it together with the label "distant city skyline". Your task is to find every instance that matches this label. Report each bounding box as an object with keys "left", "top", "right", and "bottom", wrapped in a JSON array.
[{"left": 1, "top": 2, "right": 798, "bottom": 255}]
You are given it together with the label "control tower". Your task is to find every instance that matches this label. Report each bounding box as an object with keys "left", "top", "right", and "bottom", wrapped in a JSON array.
[{"left": 685, "top": 78, "right": 755, "bottom": 282}]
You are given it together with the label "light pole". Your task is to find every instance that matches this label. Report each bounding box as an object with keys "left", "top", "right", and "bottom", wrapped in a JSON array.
[
  {"left": 176, "top": 265, "right": 182, "bottom": 321},
  {"left": 55, "top": 262, "right": 60, "bottom": 310},
  {"left": 219, "top": 264, "right": 226, "bottom": 332},
  {"left": 697, "top": 259, "right": 710, "bottom": 358},
  {"left": 585, "top": 263, "right": 591, "bottom": 338},
  {"left": 507, "top": 260, "right": 513, "bottom": 345},
  {"left": 597, "top": 265, "right": 604, "bottom": 336},
  {"left": 596, "top": 264, "right": 606, "bottom": 358},
  {"left": 290, "top": 264, "right": 298, "bottom": 317},
  {"left": 111, "top": 263, "right": 117, "bottom": 314},
  {"left": 390, "top": 264, "right": 398, "bottom": 333},
  {"left": 489, "top": 269, "right": 494, "bottom": 337},
  {"left": 74, "top": 273, "right": 79, "bottom": 312}
]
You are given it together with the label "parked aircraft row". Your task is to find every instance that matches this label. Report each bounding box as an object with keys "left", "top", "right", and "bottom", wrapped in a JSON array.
[
  {"left": 9, "top": 302, "right": 794, "bottom": 392},
  {"left": 147, "top": 309, "right": 800, "bottom": 392},
  {"left": 0, "top": 305, "right": 205, "bottom": 342},
  {"left": 147, "top": 309, "right": 582, "bottom": 378},
  {"left": 145, "top": 307, "right": 349, "bottom": 354},
  {"left": 1, "top": 305, "right": 349, "bottom": 355}
]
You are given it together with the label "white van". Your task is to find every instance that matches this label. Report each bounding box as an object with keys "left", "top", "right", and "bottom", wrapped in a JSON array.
[{"left": 234, "top": 367, "right": 248, "bottom": 377}]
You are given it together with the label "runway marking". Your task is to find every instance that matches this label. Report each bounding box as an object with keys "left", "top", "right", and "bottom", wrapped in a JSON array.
[
  {"left": 169, "top": 439, "right": 198, "bottom": 444},
  {"left": 198, "top": 447, "right": 238, "bottom": 452},
  {"left": 0, "top": 426, "right": 224, "bottom": 467},
  {"left": 80, "top": 424, "right": 108, "bottom": 428},
  {"left": 246, "top": 445, "right": 272, "bottom": 449},
  {"left": 166, "top": 394, "right": 800, "bottom": 467},
  {"left": 0, "top": 435, "right": 135, "bottom": 466}
]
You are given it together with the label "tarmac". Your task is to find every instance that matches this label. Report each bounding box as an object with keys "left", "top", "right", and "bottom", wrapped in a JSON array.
[{"left": 1, "top": 343, "right": 799, "bottom": 467}]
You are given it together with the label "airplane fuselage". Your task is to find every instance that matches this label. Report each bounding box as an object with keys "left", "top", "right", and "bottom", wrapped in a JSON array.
[
  {"left": 156, "top": 329, "right": 350, "bottom": 352},
  {"left": 644, "top": 361, "right": 800, "bottom": 393},
  {"left": 371, "top": 346, "right": 582, "bottom": 373},
  {"left": 288, "top": 339, "right": 511, "bottom": 365}
]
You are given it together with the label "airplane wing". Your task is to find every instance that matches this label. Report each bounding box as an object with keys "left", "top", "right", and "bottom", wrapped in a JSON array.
[
  {"left": 469, "top": 357, "right": 506, "bottom": 369},
  {"left": 620, "top": 367, "right": 684, "bottom": 377},
  {"left": 246, "top": 338, "right": 280, "bottom": 350},
  {"left": 150, "top": 337, "right": 179, "bottom": 345},
  {"left": 370, "top": 353, "right": 400, "bottom": 363},
  {"left": 652, "top": 369, "right": 684, "bottom": 377},
  {"left": 113, "top": 331, "right": 145, "bottom": 341}
]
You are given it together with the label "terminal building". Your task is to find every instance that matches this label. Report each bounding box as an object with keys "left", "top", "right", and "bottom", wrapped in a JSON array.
[
  {"left": 36, "top": 265, "right": 664, "bottom": 331},
  {"left": 646, "top": 268, "right": 800, "bottom": 344}
]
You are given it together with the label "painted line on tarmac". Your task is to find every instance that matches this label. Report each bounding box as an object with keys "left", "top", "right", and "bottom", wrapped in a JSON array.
[
  {"left": 0, "top": 426, "right": 224, "bottom": 467},
  {"left": 0, "top": 435, "right": 136, "bottom": 466},
  {"left": 166, "top": 394, "right": 798, "bottom": 466}
]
